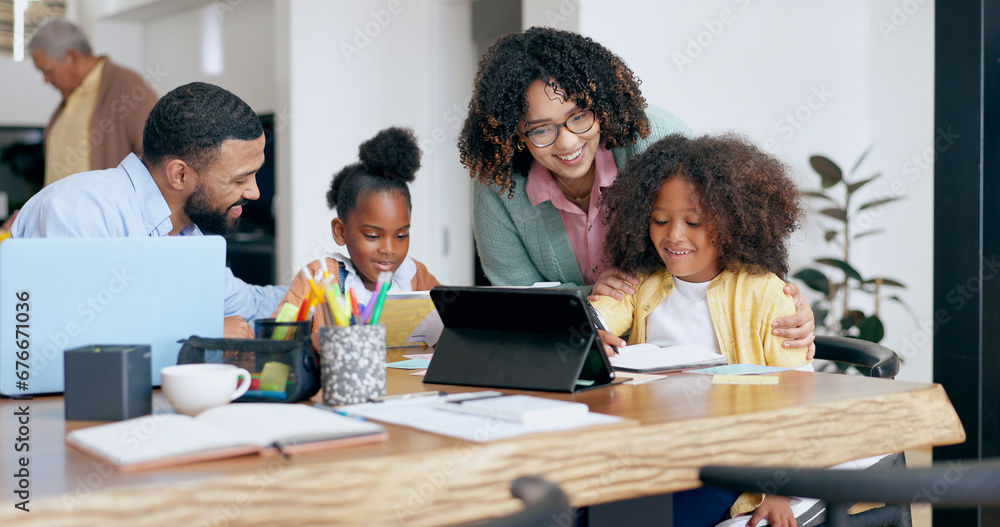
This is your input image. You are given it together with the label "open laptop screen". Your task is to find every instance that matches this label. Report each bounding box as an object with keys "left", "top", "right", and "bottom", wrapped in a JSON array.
[{"left": 0, "top": 237, "right": 225, "bottom": 395}]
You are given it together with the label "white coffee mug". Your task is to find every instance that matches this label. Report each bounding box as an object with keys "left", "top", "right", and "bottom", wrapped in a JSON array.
[{"left": 160, "top": 364, "right": 251, "bottom": 416}]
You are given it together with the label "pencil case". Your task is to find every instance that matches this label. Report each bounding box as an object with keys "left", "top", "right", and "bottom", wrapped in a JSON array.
[{"left": 175, "top": 336, "right": 320, "bottom": 403}]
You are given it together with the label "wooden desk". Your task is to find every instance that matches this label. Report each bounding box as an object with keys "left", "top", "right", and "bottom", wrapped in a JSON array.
[{"left": 0, "top": 356, "right": 964, "bottom": 526}]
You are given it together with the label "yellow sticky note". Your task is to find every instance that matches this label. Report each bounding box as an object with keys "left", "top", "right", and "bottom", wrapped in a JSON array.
[
  {"left": 712, "top": 374, "right": 779, "bottom": 385},
  {"left": 260, "top": 361, "right": 291, "bottom": 392}
]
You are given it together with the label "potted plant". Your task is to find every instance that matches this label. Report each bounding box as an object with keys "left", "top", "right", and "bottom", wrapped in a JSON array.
[{"left": 792, "top": 147, "right": 909, "bottom": 344}]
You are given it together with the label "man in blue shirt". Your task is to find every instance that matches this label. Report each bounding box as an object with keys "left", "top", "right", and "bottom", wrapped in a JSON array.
[{"left": 11, "top": 82, "right": 287, "bottom": 338}]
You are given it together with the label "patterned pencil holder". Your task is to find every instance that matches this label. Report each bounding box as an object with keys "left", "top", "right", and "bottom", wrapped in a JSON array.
[{"left": 319, "top": 324, "right": 387, "bottom": 406}]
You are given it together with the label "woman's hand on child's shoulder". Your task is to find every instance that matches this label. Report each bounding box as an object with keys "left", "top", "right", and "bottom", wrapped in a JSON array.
[
  {"left": 772, "top": 282, "right": 817, "bottom": 361},
  {"left": 587, "top": 268, "right": 639, "bottom": 302},
  {"left": 745, "top": 494, "right": 796, "bottom": 527}
]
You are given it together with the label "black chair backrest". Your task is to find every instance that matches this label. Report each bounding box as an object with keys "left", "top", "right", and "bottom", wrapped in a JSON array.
[{"left": 814, "top": 335, "right": 900, "bottom": 378}]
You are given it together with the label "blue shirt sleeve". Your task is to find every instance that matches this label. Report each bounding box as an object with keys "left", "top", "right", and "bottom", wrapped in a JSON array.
[{"left": 223, "top": 267, "right": 289, "bottom": 322}]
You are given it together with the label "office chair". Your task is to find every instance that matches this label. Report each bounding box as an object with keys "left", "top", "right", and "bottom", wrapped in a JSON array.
[
  {"left": 459, "top": 476, "right": 572, "bottom": 527},
  {"left": 701, "top": 457, "right": 1000, "bottom": 527},
  {"left": 813, "top": 335, "right": 900, "bottom": 379},
  {"left": 710, "top": 337, "right": 910, "bottom": 527}
]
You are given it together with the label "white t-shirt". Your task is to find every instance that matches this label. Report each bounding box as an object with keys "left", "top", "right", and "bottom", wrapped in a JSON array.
[
  {"left": 333, "top": 253, "right": 417, "bottom": 305},
  {"left": 644, "top": 277, "right": 722, "bottom": 355}
]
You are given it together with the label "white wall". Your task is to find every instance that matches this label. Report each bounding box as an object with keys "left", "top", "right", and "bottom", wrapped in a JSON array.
[
  {"left": 2, "top": 1, "right": 935, "bottom": 381},
  {"left": 275, "top": 0, "right": 475, "bottom": 287},
  {"left": 526, "top": 1, "right": 934, "bottom": 382},
  {"left": 0, "top": 58, "right": 60, "bottom": 126},
  {"left": 143, "top": 0, "right": 275, "bottom": 112}
]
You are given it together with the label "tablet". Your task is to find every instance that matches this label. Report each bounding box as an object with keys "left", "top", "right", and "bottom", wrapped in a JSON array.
[{"left": 424, "top": 286, "right": 615, "bottom": 392}]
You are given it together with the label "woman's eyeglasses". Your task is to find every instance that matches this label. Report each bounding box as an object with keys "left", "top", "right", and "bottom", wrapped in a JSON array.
[{"left": 522, "top": 109, "right": 596, "bottom": 148}]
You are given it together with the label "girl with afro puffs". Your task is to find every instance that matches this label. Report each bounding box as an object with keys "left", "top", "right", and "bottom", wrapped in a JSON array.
[
  {"left": 271, "top": 127, "right": 440, "bottom": 343},
  {"left": 590, "top": 133, "right": 812, "bottom": 527}
]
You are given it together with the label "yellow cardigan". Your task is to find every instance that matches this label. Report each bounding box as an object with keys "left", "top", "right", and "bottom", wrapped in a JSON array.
[
  {"left": 591, "top": 266, "right": 809, "bottom": 369},
  {"left": 591, "top": 266, "right": 811, "bottom": 517}
]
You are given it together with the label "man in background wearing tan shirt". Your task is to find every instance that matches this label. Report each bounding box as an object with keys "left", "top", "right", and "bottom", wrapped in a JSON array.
[{"left": 28, "top": 18, "right": 158, "bottom": 186}]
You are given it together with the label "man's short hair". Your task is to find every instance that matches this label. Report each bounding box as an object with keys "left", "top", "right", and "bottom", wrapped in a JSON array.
[
  {"left": 142, "top": 82, "right": 263, "bottom": 171},
  {"left": 27, "top": 18, "right": 93, "bottom": 60}
]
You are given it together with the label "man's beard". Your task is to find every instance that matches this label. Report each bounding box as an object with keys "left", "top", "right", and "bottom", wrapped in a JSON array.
[{"left": 184, "top": 190, "right": 246, "bottom": 236}]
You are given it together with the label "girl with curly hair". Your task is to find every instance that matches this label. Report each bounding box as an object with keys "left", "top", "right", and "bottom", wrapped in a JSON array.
[
  {"left": 271, "top": 127, "right": 440, "bottom": 344},
  {"left": 458, "top": 26, "right": 816, "bottom": 351},
  {"left": 591, "top": 133, "right": 812, "bottom": 527}
]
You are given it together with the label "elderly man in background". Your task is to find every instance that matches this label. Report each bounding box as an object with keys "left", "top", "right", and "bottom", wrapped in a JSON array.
[{"left": 29, "top": 18, "right": 157, "bottom": 186}]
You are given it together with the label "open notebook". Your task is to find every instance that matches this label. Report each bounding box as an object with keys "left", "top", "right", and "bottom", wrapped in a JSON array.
[
  {"left": 609, "top": 343, "right": 727, "bottom": 373},
  {"left": 66, "top": 403, "right": 387, "bottom": 471}
]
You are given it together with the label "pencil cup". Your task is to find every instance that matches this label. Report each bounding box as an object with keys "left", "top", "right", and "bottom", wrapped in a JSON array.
[
  {"left": 255, "top": 319, "right": 310, "bottom": 340},
  {"left": 319, "top": 324, "right": 387, "bottom": 405}
]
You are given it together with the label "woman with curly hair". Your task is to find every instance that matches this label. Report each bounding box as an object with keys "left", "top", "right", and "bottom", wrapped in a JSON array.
[
  {"left": 458, "top": 26, "right": 815, "bottom": 350},
  {"left": 591, "top": 133, "right": 812, "bottom": 527}
]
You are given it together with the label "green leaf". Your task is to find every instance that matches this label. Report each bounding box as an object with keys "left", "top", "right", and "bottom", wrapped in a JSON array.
[
  {"left": 801, "top": 191, "right": 839, "bottom": 205},
  {"left": 820, "top": 207, "right": 847, "bottom": 221},
  {"left": 814, "top": 258, "right": 864, "bottom": 282},
  {"left": 824, "top": 230, "right": 838, "bottom": 242},
  {"left": 847, "top": 174, "right": 880, "bottom": 195},
  {"left": 857, "top": 197, "right": 902, "bottom": 211},
  {"left": 810, "top": 155, "right": 843, "bottom": 188},
  {"left": 793, "top": 268, "right": 830, "bottom": 295},
  {"left": 862, "top": 277, "right": 906, "bottom": 288},
  {"left": 850, "top": 144, "right": 874, "bottom": 175},
  {"left": 853, "top": 229, "right": 885, "bottom": 240},
  {"left": 858, "top": 315, "right": 885, "bottom": 343}
]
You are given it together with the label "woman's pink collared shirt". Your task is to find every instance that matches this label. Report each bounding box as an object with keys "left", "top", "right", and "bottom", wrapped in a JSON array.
[{"left": 524, "top": 145, "right": 617, "bottom": 285}]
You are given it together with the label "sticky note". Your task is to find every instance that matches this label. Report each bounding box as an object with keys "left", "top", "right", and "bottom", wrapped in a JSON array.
[
  {"left": 712, "top": 374, "right": 779, "bottom": 385},
  {"left": 386, "top": 359, "right": 432, "bottom": 370},
  {"left": 260, "top": 361, "right": 291, "bottom": 392}
]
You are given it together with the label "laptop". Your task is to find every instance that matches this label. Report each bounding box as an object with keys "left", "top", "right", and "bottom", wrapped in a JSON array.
[
  {"left": 423, "top": 286, "right": 616, "bottom": 392},
  {"left": 0, "top": 237, "right": 225, "bottom": 395}
]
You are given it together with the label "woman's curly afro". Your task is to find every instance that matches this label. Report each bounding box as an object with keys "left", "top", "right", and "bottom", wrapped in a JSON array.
[{"left": 458, "top": 26, "right": 650, "bottom": 196}]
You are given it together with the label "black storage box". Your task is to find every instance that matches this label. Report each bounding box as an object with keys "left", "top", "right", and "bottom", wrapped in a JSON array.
[{"left": 64, "top": 344, "right": 152, "bottom": 421}]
